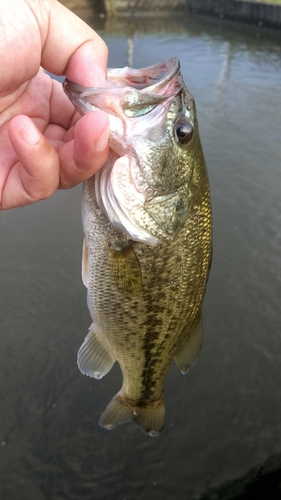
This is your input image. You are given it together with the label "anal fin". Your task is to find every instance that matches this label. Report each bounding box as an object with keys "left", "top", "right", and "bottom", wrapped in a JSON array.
[
  {"left": 99, "top": 391, "right": 165, "bottom": 437},
  {"left": 77, "top": 325, "right": 115, "bottom": 379},
  {"left": 174, "top": 313, "right": 203, "bottom": 374}
]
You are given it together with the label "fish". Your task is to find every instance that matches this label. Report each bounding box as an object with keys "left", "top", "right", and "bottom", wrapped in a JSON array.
[{"left": 63, "top": 57, "right": 212, "bottom": 436}]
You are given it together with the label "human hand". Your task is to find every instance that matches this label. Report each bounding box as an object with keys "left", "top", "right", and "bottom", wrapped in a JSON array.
[{"left": 0, "top": 0, "right": 109, "bottom": 209}]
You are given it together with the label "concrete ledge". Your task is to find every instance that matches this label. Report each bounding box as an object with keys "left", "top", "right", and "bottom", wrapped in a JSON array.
[
  {"left": 104, "top": 0, "right": 187, "bottom": 15},
  {"left": 59, "top": 0, "right": 281, "bottom": 27},
  {"left": 187, "top": 0, "right": 281, "bottom": 29}
]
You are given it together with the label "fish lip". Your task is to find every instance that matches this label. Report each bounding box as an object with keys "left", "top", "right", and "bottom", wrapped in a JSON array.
[
  {"left": 137, "top": 57, "right": 181, "bottom": 95},
  {"left": 63, "top": 57, "right": 183, "bottom": 110}
]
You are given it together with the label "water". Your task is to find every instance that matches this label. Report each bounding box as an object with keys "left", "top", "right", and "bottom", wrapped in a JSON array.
[{"left": 1, "top": 13, "right": 281, "bottom": 500}]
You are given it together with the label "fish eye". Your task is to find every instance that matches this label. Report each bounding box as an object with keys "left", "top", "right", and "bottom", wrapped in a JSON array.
[{"left": 175, "top": 119, "right": 193, "bottom": 145}]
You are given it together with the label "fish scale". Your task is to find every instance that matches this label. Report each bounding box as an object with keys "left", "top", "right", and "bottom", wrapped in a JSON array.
[{"left": 63, "top": 57, "right": 212, "bottom": 435}]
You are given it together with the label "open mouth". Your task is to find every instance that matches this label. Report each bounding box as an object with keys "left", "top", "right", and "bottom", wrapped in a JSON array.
[{"left": 63, "top": 57, "right": 183, "bottom": 119}]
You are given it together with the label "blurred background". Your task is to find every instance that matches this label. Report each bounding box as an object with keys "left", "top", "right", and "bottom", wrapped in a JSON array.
[{"left": 1, "top": 1, "right": 281, "bottom": 499}]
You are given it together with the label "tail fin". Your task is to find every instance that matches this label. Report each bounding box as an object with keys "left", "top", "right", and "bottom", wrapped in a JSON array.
[{"left": 99, "top": 391, "right": 165, "bottom": 436}]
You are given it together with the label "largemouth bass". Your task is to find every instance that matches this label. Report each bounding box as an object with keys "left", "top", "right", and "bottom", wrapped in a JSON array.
[{"left": 63, "top": 57, "right": 212, "bottom": 436}]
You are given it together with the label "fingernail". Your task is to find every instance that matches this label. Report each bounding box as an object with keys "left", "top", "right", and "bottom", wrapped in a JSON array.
[
  {"left": 21, "top": 119, "right": 41, "bottom": 145},
  {"left": 95, "top": 127, "right": 109, "bottom": 152}
]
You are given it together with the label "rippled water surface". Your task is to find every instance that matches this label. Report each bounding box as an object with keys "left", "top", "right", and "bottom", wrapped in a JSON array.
[{"left": 1, "top": 13, "right": 281, "bottom": 500}]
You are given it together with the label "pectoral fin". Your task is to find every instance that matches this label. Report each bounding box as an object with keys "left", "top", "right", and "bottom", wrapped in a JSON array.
[
  {"left": 144, "top": 188, "right": 188, "bottom": 239},
  {"left": 108, "top": 244, "right": 142, "bottom": 298},
  {"left": 174, "top": 313, "right": 203, "bottom": 374},
  {"left": 77, "top": 325, "right": 116, "bottom": 379}
]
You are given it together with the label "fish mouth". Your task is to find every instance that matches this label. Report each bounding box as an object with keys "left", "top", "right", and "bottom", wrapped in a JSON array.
[{"left": 63, "top": 57, "right": 183, "bottom": 119}]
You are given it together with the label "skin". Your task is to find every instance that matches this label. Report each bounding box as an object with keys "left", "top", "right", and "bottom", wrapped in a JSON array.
[{"left": 0, "top": 0, "right": 110, "bottom": 210}]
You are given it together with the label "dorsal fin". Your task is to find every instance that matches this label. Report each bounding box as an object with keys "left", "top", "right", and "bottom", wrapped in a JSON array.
[{"left": 174, "top": 313, "right": 203, "bottom": 374}]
